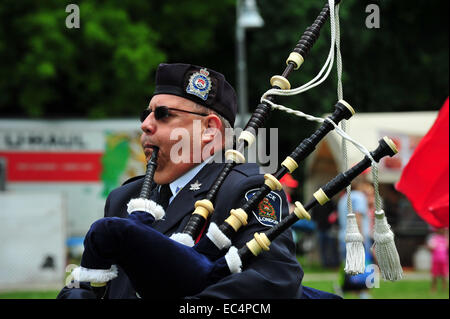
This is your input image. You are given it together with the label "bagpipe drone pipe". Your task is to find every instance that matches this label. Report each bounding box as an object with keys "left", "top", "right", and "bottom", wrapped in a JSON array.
[
  {"left": 173, "top": 0, "right": 342, "bottom": 246},
  {"left": 73, "top": 98, "right": 353, "bottom": 295},
  {"left": 74, "top": 135, "right": 398, "bottom": 299},
  {"left": 70, "top": 0, "right": 356, "bottom": 298}
]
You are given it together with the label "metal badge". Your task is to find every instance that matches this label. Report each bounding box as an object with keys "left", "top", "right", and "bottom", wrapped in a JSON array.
[
  {"left": 186, "top": 68, "right": 212, "bottom": 101},
  {"left": 189, "top": 180, "right": 202, "bottom": 191}
]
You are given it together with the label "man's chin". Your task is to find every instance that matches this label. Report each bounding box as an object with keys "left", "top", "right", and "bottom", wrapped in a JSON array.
[
  {"left": 153, "top": 163, "right": 195, "bottom": 185},
  {"left": 153, "top": 174, "right": 166, "bottom": 186}
]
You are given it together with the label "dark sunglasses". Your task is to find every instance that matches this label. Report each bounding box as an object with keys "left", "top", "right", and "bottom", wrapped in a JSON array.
[{"left": 140, "top": 106, "right": 209, "bottom": 122}]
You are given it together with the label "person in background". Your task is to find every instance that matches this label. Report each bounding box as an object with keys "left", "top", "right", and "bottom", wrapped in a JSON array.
[
  {"left": 359, "top": 181, "right": 376, "bottom": 242},
  {"left": 280, "top": 173, "right": 298, "bottom": 214},
  {"left": 337, "top": 179, "right": 372, "bottom": 261},
  {"left": 311, "top": 200, "right": 339, "bottom": 269},
  {"left": 280, "top": 173, "right": 317, "bottom": 256},
  {"left": 337, "top": 178, "right": 372, "bottom": 299},
  {"left": 427, "top": 227, "right": 449, "bottom": 292}
]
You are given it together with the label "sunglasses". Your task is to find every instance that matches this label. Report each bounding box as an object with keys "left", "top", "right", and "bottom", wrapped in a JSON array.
[{"left": 140, "top": 106, "right": 209, "bottom": 122}]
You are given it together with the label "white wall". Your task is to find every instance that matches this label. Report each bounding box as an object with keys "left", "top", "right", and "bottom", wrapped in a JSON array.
[{"left": 0, "top": 192, "right": 66, "bottom": 291}]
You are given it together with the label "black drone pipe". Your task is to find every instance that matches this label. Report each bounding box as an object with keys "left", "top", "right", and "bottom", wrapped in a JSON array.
[
  {"left": 77, "top": 136, "right": 396, "bottom": 299},
  {"left": 139, "top": 147, "right": 159, "bottom": 199},
  {"left": 237, "top": 137, "right": 398, "bottom": 266},
  {"left": 180, "top": 0, "right": 341, "bottom": 243},
  {"left": 210, "top": 100, "right": 354, "bottom": 244}
]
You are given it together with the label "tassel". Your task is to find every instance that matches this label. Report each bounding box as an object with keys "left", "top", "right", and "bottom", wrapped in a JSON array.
[
  {"left": 344, "top": 213, "right": 365, "bottom": 275},
  {"left": 127, "top": 198, "right": 165, "bottom": 220},
  {"left": 205, "top": 222, "right": 232, "bottom": 250},
  {"left": 169, "top": 232, "right": 195, "bottom": 247},
  {"left": 225, "top": 246, "right": 242, "bottom": 274},
  {"left": 373, "top": 210, "right": 403, "bottom": 281},
  {"left": 72, "top": 264, "right": 118, "bottom": 284}
]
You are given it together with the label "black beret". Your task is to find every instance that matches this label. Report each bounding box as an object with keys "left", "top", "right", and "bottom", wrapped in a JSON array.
[{"left": 153, "top": 63, "right": 237, "bottom": 127}]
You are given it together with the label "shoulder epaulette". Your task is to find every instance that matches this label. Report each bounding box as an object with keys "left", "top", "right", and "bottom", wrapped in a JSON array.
[
  {"left": 122, "top": 175, "right": 145, "bottom": 186},
  {"left": 232, "top": 163, "right": 261, "bottom": 177}
]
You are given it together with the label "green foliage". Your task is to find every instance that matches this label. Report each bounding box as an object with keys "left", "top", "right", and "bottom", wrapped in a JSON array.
[
  {"left": 1, "top": 0, "right": 447, "bottom": 120},
  {"left": 0, "top": 0, "right": 240, "bottom": 119},
  {"left": 1, "top": 0, "right": 447, "bottom": 202},
  {"left": 0, "top": 0, "right": 167, "bottom": 118},
  {"left": 244, "top": 0, "right": 448, "bottom": 199}
]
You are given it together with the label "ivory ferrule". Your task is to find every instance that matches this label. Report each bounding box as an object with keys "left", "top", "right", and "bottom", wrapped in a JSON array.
[
  {"left": 225, "top": 149, "right": 246, "bottom": 164},
  {"left": 281, "top": 156, "right": 298, "bottom": 173},
  {"left": 246, "top": 233, "right": 271, "bottom": 256},
  {"left": 264, "top": 174, "right": 282, "bottom": 191},
  {"left": 293, "top": 201, "right": 311, "bottom": 220},
  {"left": 338, "top": 99, "right": 356, "bottom": 116},
  {"left": 238, "top": 131, "right": 256, "bottom": 147},
  {"left": 286, "top": 52, "right": 304, "bottom": 70},
  {"left": 383, "top": 136, "right": 398, "bottom": 154},
  {"left": 270, "top": 75, "right": 291, "bottom": 90},
  {"left": 313, "top": 188, "right": 330, "bottom": 205},
  {"left": 225, "top": 208, "right": 248, "bottom": 231},
  {"left": 193, "top": 199, "right": 214, "bottom": 219}
]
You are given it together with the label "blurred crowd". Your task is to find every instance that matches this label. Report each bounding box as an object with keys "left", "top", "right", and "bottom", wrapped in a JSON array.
[{"left": 281, "top": 172, "right": 449, "bottom": 298}]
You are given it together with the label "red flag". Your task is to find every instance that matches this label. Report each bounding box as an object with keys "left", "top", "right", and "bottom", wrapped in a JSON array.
[{"left": 395, "top": 98, "right": 449, "bottom": 228}]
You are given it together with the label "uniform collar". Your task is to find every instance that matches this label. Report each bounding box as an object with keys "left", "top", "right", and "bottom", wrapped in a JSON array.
[{"left": 163, "top": 155, "right": 214, "bottom": 204}]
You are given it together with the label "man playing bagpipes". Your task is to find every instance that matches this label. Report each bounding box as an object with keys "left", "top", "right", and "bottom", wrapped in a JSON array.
[
  {"left": 58, "top": 63, "right": 336, "bottom": 299},
  {"left": 58, "top": 0, "right": 404, "bottom": 298}
]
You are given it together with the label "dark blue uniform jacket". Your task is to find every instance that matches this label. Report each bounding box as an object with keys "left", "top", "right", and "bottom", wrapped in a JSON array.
[{"left": 58, "top": 161, "right": 338, "bottom": 299}]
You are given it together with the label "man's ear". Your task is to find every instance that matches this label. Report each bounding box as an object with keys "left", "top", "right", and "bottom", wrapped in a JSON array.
[{"left": 201, "top": 114, "right": 222, "bottom": 144}]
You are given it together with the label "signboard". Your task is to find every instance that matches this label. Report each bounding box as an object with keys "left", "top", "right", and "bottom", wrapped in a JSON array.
[{"left": 0, "top": 119, "right": 146, "bottom": 237}]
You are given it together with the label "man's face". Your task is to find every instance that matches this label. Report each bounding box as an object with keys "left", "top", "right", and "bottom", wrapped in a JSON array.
[{"left": 140, "top": 94, "right": 208, "bottom": 185}]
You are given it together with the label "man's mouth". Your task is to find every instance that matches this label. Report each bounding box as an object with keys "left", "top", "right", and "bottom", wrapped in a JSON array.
[{"left": 143, "top": 143, "right": 158, "bottom": 151}]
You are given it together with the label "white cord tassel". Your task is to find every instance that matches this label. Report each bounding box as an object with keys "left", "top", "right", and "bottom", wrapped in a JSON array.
[
  {"left": 344, "top": 213, "right": 365, "bottom": 274},
  {"left": 72, "top": 265, "right": 118, "bottom": 284},
  {"left": 127, "top": 198, "right": 165, "bottom": 220},
  {"left": 373, "top": 210, "right": 403, "bottom": 281},
  {"left": 169, "top": 232, "right": 195, "bottom": 247}
]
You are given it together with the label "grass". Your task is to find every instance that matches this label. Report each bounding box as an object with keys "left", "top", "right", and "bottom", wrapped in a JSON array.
[
  {"left": 0, "top": 255, "right": 448, "bottom": 299},
  {"left": 302, "top": 278, "right": 449, "bottom": 299},
  {"left": 1, "top": 280, "right": 447, "bottom": 300},
  {"left": 297, "top": 255, "right": 449, "bottom": 299},
  {"left": 0, "top": 290, "right": 60, "bottom": 299}
]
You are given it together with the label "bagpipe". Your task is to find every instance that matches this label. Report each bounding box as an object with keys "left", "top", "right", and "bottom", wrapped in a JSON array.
[
  {"left": 171, "top": 0, "right": 340, "bottom": 247},
  {"left": 74, "top": 136, "right": 397, "bottom": 299},
  {"left": 72, "top": 0, "right": 403, "bottom": 298}
]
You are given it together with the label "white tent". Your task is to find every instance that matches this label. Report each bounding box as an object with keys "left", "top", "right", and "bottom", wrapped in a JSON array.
[{"left": 303, "top": 111, "right": 438, "bottom": 199}]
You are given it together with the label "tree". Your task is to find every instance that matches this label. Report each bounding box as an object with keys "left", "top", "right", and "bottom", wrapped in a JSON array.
[
  {"left": 0, "top": 0, "right": 237, "bottom": 119},
  {"left": 244, "top": 0, "right": 448, "bottom": 197}
]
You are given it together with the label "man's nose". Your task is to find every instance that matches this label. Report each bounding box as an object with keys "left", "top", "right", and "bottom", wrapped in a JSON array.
[{"left": 141, "top": 112, "right": 156, "bottom": 134}]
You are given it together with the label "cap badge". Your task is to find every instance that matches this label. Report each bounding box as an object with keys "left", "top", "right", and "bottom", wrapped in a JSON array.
[{"left": 186, "top": 68, "right": 212, "bottom": 101}]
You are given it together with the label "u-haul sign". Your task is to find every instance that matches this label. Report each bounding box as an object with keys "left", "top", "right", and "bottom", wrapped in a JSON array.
[{"left": 0, "top": 119, "right": 146, "bottom": 237}]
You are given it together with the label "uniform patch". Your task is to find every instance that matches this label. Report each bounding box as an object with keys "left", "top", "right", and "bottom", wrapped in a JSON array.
[
  {"left": 245, "top": 189, "right": 282, "bottom": 227},
  {"left": 186, "top": 68, "right": 212, "bottom": 101}
]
